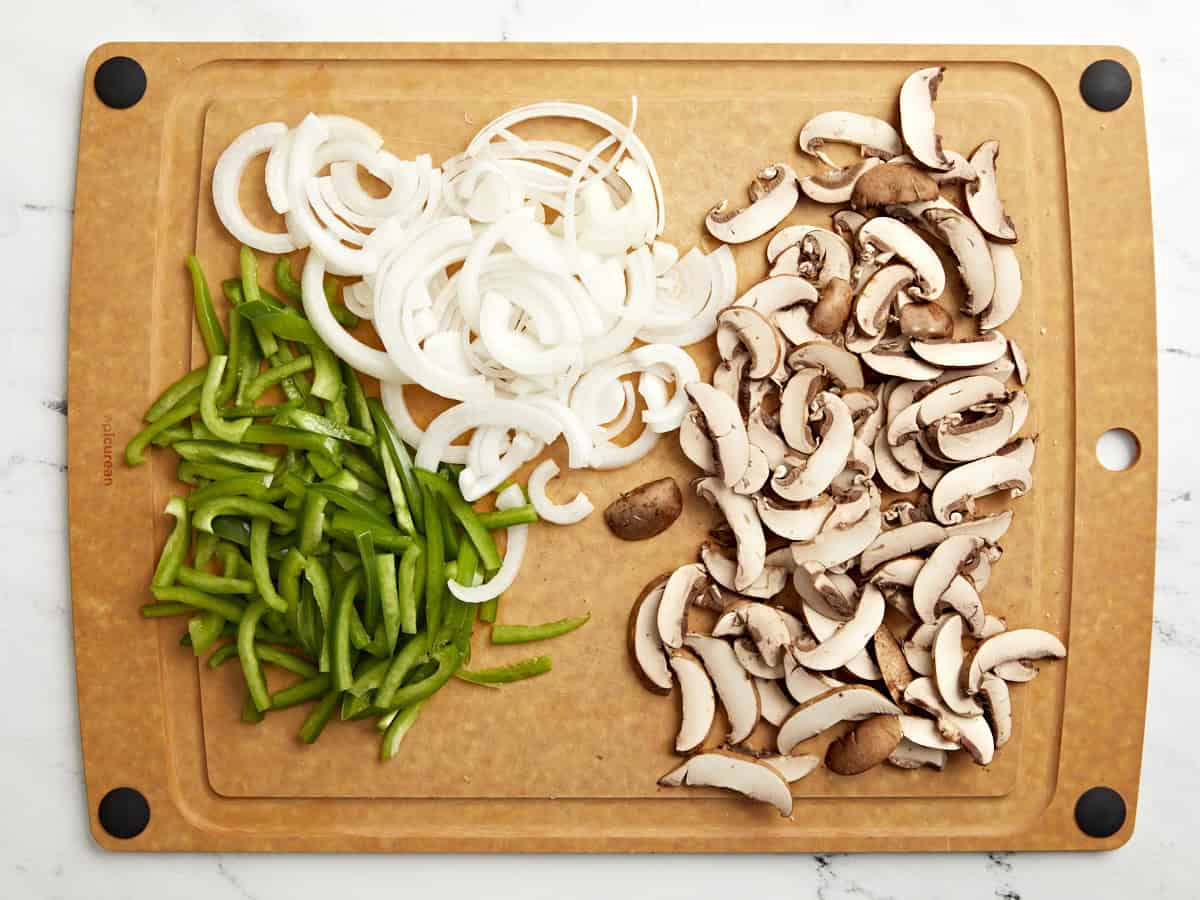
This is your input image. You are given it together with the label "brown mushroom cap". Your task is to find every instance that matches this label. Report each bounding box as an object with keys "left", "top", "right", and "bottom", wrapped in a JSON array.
[
  {"left": 809, "top": 277, "right": 853, "bottom": 335},
  {"left": 851, "top": 163, "right": 940, "bottom": 209},
  {"left": 899, "top": 301, "right": 954, "bottom": 340},
  {"left": 825, "top": 714, "right": 904, "bottom": 775}
]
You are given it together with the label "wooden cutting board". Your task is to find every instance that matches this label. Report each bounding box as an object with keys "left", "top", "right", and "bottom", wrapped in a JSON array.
[{"left": 67, "top": 42, "right": 1156, "bottom": 852}]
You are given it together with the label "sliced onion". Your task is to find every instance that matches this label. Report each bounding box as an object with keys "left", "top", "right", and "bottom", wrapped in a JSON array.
[
  {"left": 467, "top": 426, "right": 512, "bottom": 475},
  {"left": 414, "top": 399, "right": 563, "bottom": 472},
  {"left": 265, "top": 129, "right": 293, "bottom": 215},
  {"left": 528, "top": 460, "right": 593, "bottom": 525},
  {"left": 447, "top": 485, "right": 529, "bottom": 603},
  {"left": 589, "top": 424, "right": 661, "bottom": 470},
  {"left": 212, "top": 122, "right": 296, "bottom": 254},
  {"left": 380, "top": 381, "right": 469, "bottom": 466},
  {"left": 632, "top": 344, "right": 700, "bottom": 433},
  {"left": 459, "top": 432, "right": 540, "bottom": 502}
]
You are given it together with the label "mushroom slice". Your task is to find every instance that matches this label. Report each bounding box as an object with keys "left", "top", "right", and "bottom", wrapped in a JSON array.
[
  {"left": 786, "top": 343, "right": 865, "bottom": 389},
  {"left": 855, "top": 264, "right": 915, "bottom": 336},
  {"left": 980, "top": 243, "right": 1022, "bottom": 330},
  {"left": 899, "top": 714, "right": 961, "bottom": 751},
  {"left": 1007, "top": 390, "right": 1030, "bottom": 437},
  {"left": 994, "top": 659, "right": 1040, "bottom": 683},
  {"left": 669, "top": 648, "right": 717, "bottom": 753},
  {"left": 801, "top": 598, "right": 882, "bottom": 681},
  {"left": 944, "top": 509, "right": 1014, "bottom": 544},
  {"left": 700, "top": 542, "right": 787, "bottom": 600},
  {"left": 778, "top": 367, "right": 829, "bottom": 453},
  {"left": 628, "top": 574, "right": 673, "bottom": 693},
  {"left": 912, "top": 331, "right": 1008, "bottom": 369},
  {"left": 717, "top": 306, "right": 783, "bottom": 379},
  {"left": 810, "top": 277, "right": 853, "bottom": 336},
  {"left": 903, "top": 677, "right": 995, "bottom": 765},
  {"left": 913, "top": 534, "right": 987, "bottom": 627},
  {"left": 756, "top": 676, "right": 796, "bottom": 726},
  {"left": 1008, "top": 338, "right": 1030, "bottom": 385},
  {"left": 965, "top": 140, "right": 1018, "bottom": 243},
  {"left": 695, "top": 477, "right": 767, "bottom": 592},
  {"left": 932, "top": 356, "right": 1015, "bottom": 386},
  {"left": 794, "top": 583, "right": 885, "bottom": 672},
  {"left": 978, "top": 614, "right": 1007, "bottom": 640},
  {"left": 874, "top": 625, "right": 915, "bottom": 705},
  {"left": 930, "top": 405, "right": 1016, "bottom": 462},
  {"left": 931, "top": 455, "right": 1032, "bottom": 524},
  {"left": 733, "top": 444, "right": 772, "bottom": 496},
  {"left": 891, "top": 150, "right": 977, "bottom": 185},
  {"left": 860, "top": 522, "right": 947, "bottom": 574},
  {"left": 772, "top": 393, "right": 854, "bottom": 502},
  {"left": 711, "top": 347, "right": 748, "bottom": 400},
  {"left": 874, "top": 428, "right": 921, "bottom": 492},
  {"left": 679, "top": 411, "right": 716, "bottom": 474},
  {"left": 658, "top": 759, "right": 689, "bottom": 787},
  {"left": 783, "top": 651, "right": 843, "bottom": 703},
  {"left": 747, "top": 409, "right": 789, "bottom": 470},
  {"left": 800, "top": 158, "right": 884, "bottom": 204},
  {"left": 888, "top": 739, "right": 949, "bottom": 770},
  {"left": 898, "top": 301, "right": 954, "bottom": 340},
  {"left": 705, "top": 163, "right": 799, "bottom": 244},
  {"left": 963, "top": 629, "right": 1066, "bottom": 694},
  {"left": 870, "top": 554, "right": 926, "bottom": 592},
  {"left": 901, "top": 642, "right": 933, "bottom": 677},
  {"left": 862, "top": 338, "right": 945, "bottom": 380},
  {"left": 759, "top": 753, "right": 820, "bottom": 783},
  {"left": 932, "top": 615, "right": 984, "bottom": 717},
  {"left": 920, "top": 207, "right": 996, "bottom": 315},
  {"left": 826, "top": 715, "right": 904, "bottom": 775},
  {"left": 791, "top": 484, "right": 883, "bottom": 569},
  {"left": 774, "top": 303, "right": 828, "bottom": 346},
  {"left": 792, "top": 560, "right": 857, "bottom": 620},
  {"left": 767, "top": 227, "right": 854, "bottom": 285},
  {"left": 777, "top": 685, "right": 900, "bottom": 754},
  {"left": 756, "top": 494, "right": 834, "bottom": 541},
  {"left": 851, "top": 385, "right": 887, "bottom": 447},
  {"left": 684, "top": 633, "right": 762, "bottom": 744},
  {"left": 899, "top": 66, "right": 953, "bottom": 171},
  {"left": 670, "top": 750, "right": 793, "bottom": 817},
  {"left": 978, "top": 672, "right": 1013, "bottom": 747},
  {"left": 656, "top": 563, "right": 708, "bottom": 649},
  {"left": 851, "top": 163, "right": 939, "bottom": 209},
  {"left": 916, "top": 376, "right": 1009, "bottom": 426},
  {"left": 735, "top": 638, "right": 784, "bottom": 679},
  {"left": 713, "top": 602, "right": 792, "bottom": 667},
  {"left": 687, "top": 383, "right": 751, "bottom": 487},
  {"left": 797, "top": 111, "right": 904, "bottom": 166},
  {"left": 998, "top": 436, "right": 1036, "bottom": 471},
  {"left": 824, "top": 487, "right": 873, "bottom": 531},
  {"left": 857, "top": 217, "right": 946, "bottom": 300},
  {"left": 736, "top": 274, "right": 820, "bottom": 315},
  {"left": 832, "top": 209, "right": 868, "bottom": 241}
]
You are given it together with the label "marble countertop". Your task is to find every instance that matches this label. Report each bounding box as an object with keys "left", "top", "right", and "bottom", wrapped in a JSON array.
[{"left": 3, "top": 1, "right": 1196, "bottom": 896}]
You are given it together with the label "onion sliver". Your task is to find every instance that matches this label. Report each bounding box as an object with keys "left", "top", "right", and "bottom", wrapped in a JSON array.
[
  {"left": 380, "top": 381, "right": 469, "bottom": 466},
  {"left": 414, "top": 399, "right": 563, "bottom": 472},
  {"left": 528, "top": 460, "right": 594, "bottom": 525},
  {"left": 212, "top": 122, "right": 296, "bottom": 254},
  {"left": 447, "top": 485, "right": 529, "bottom": 603}
]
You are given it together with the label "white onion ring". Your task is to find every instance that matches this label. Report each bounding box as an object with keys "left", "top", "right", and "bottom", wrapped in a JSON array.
[
  {"left": 414, "top": 399, "right": 563, "bottom": 472},
  {"left": 528, "top": 460, "right": 593, "bottom": 525},
  {"left": 212, "top": 122, "right": 296, "bottom": 254}
]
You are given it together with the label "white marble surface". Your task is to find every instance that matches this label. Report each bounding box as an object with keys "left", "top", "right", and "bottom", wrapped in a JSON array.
[{"left": 2, "top": 1, "right": 1197, "bottom": 896}]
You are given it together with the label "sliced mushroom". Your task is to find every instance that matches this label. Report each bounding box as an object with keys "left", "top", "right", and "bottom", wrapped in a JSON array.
[
  {"left": 656, "top": 563, "right": 708, "bottom": 650},
  {"left": 899, "top": 66, "right": 953, "bottom": 171},
  {"left": 679, "top": 411, "right": 716, "bottom": 474},
  {"left": 826, "top": 714, "right": 903, "bottom": 775},
  {"left": 628, "top": 574, "right": 673, "bottom": 693},
  {"left": 695, "top": 476, "right": 767, "bottom": 592},
  {"left": 903, "top": 677, "right": 995, "bottom": 765},
  {"left": 736, "top": 274, "right": 820, "bottom": 315},
  {"left": 901, "top": 642, "right": 933, "bottom": 677},
  {"left": 1008, "top": 338, "right": 1029, "bottom": 385},
  {"left": 916, "top": 376, "right": 1008, "bottom": 426},
  {"left": 965, "top": 140, "right": 1018, "bottom": 243},
  {"left": 772, "top": 392, "right": 854, "bottom": 502},
  {"left": 825, "top": 487, "right": 874, "bottom": 530},
  {"left": 978, "top": 672, "right": 1013, "bottom": 747},
  {"left": 705, "top": 164, "right": 799, "bottom": 244},
  {"left": 888, "top": 738, "right": 949, "bottom": 770},
  {"left": 669, "top": 750, "right": 793, "bottom": 816},
  {"left": 862, "top": 338, "right": 945, "bottom": 380},
  {"left": 898, "top": 301, "right": 955, "bottom": 340},
  {"left": 832, "top": 209, "right": 869, "bottom": 242},
  {"left": 855, "top": 265, "right": 915, "bottom": 337},
  {"left": 733, "top": 444, "right": 772, "bottom": 496},
  {"left": 853, "top": 386, "right": 887, "bottom": 446},
  {"left": 931, "top": 454, "right": 1032, "bottom": 524},
  {"left": 766, "top": 226, "right": 853, "bottom": 286},
  {"left": 899, "top": 714, "right": 960, "bottom": 750},
  {"left": 756, "top": 676, "right": 796, "bottom": 727},
  {"left": 758, "top": 753, "right": 820, "bottom": 783},
  {"left": 993, "top": 659, "right": 1040, "bottom": 683},
  {"left": 911, "top": 331, "right": 1008, "bottom": 368},
  {"left": 1007, "top": 389, "right": 1029, "bottom": 437},
  {"left": 921, "top": 207, "right": 996, "bottom": 315},
  {"left": 747, "top": 409, "right": 789, "bottom": 470},
  {"left": 963, "top": 629, "right": 1066, "bottom": 694},
  {"left": 786, "top": 342, "right": 866, "bottom": 389},
  {"left": 756, "top": 494, "right": 834, "bottom": 541},
  {"left": 712, "top": 347, "right": 749, "bottom": 399},
  {"left": 932, "top": 355, "right": 1015, "bottom": 385},
  {"left": 930, "top": 404, "right": 1016, "bottom": 462},
  {"left": 914, "top": 561, "right": 986, "bottom": 635},
  {"left": 890, "top": 150, "right": 977, "bottom": 185},
  {"left": 944, "top": 509, "right": 1013, "bottom": 543},
  {"left": 717, "top": 306, "right": 783, "bottom": 379},
  {"left": 684, "top": 633, "right": 762, "bottom": 745},
  {"left": 978, "top": 614, "right": 1007, "bottom": 640},
  {"left": 713, "top": 602, "right": 792, "bottom": 667},
  {"left": 979, "top": 243, "right": 1022, "bottom": 330},
  {"left": 777, "top": 685, "right": 900, "bottom": 754},
  {"left": 810, "top": 277, "right": 853, "bottom": 335},
  {"left": 997, "top": 436, "right": 1036, "bottom": 471},
  {"left": 774, "top": 303, "right": 828, "bottom": 346},
  {"left": 932, "top": 614, "right": 984, "bottom": 717},
  {"left": 874, "top": 625, "right": 915, "bottom": 705},
  {"left": 735, "top": 637, "right": 784, "bottom": 679},
  {"left": 792, "top": 560, "right": 857, "bottom": 620},
  {"left": 778, "top": 367, "right": 828, "bottom": 453},
  {"left": 800, "top": 157, "right": 884, "bottom": 203},
  {"left": 669, "top": 648, "right": 717, "bottom": 753},
  {"left": 874, "top": 428, "right": 921, "bottom": 492},
  {"left": 794, "top": 583, "right": 885, "bottom": 672},
  {"left": 857, "top": 217, "right": 946, "bottom": 300},
  {"left": 801, "top": 598, "right": 882, "bottom": 681},
  {"left": 797, "top": 111, "right": 904, "bottom": 166},
  {"left": 687, "top": 383, "right": 751, "bottom": 487},
  {"left": 700, "top": 542, "right": 787, "bottom": 599},
  {"left": 791, "top": 484, "right": 883, "bottom": 569},
  {"left": 783, "top": 651, "right": 843, "bottom": 703},
  {"left": 860, "top": 522, "right": 946, "bottom": 573},
  {"left": 851, "top": 163, "right": 939, "bottom": 209}
]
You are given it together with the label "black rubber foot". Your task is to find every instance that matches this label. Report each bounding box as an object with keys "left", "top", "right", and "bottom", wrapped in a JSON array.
[
  {"left": 98, "top": 787, "right": 150, "bottom": 839},
  {"left": 94, "top": 56, "right": 146, "bottom": 110},
  {"left": 1075, "top": 786, "right": 1126, "bottom": 838},
  {"left": 1080, "top": 59, "right": 1132, "bottom": 112}
]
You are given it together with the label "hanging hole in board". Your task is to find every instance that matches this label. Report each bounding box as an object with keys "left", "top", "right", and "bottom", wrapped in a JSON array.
[{"left": 1095, "top": 428, "right": 1140, "bottom": 472}]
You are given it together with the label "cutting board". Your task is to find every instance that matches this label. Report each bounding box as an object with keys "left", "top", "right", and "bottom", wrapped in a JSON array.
[{"left": 67, "top": 42, "right": 1157, "bottom": 852}]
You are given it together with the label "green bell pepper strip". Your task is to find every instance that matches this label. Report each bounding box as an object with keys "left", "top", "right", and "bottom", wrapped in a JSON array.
[
  {"left": 348, "top": 603, "right": 372, "bottom": 650},
  {"left": 341, "top": 363, "right": 374, "bottom": 436},
  {"left": 479, "top": 594, "right": 500, "bottom": 624},
  {"left": 281, "top": 408, "right": 373, "bottom": 446},
  {"left": 456, "top": 655, "right": 552, "bottom": 685},
  {"left": 139, "top": 602, "right": 192, "bottom": 618},
  {"left": 422, "top": 491, "right": 446, "bottom": 640},
  {"left": 270, "top": 343, "right": 311, "bottom": 398},
  {"left": 256, "top": 645, "right": 319, "bottom": 679},
  {"left": 307, "top": 341, "right": 342, "bottom": 402},
  {"left": 199, "top": 356, "right": 252, "bottom": 443},
  {"left": 238, "top": 599, "right": 273, "bottom": 712},
  {"left": 177, "top": 567, "right": 254, "bottom": 595},
  {"left": 223, "top": 399, "right": 303, "bottom": 420},
  {"left": 151, "top": 584, "right": 245, "bottom": 623},
  {"left": 330, "top": 569, "right": 358, "bottom": 692},
  {"left": 374, "top": 632, "right": 430, "bottom": 709},
  {"left": 242, "top": 691, "right": 265, "bottom": 723},
  {"left": 144, "top": 367, "right": 206, "bottom": 423},
  {"left": 206, "top": 642, "right": 239, "bottom": 668},
  {"left": 438, "top": 492, "right": 460, "bottom": 557},
  {"left": 249, "top": 517, "right": 288, "bottom": 613},
  {"left": 378, "top": 645, "right": 462, "bottom": 712},
  {"left": 274, "top": 256, "right": 304, "bottom": 301},
  {"left": 188, "top": 612, "right": 226, "bottom": 656},
  {"left": 217, "top": 543, "right": 249, "bottom": 579},
  {"left": 242, "top": 424, "right": 339, "bottom": 461},
  {"left": 190, "top": 420, "right": 218, "bottom": 441},
  {"left": 342, "top": 449, "right": 386, "bottom": 490},
  {"left": 414, "top": 470, "right": 502, "bottom": 572},
  {"left": 348, "top": 655, "right": 391, "bottom": 698},
  {"left": 324, "top": 388, "right": 350, "bottom": 433},
  {"left": 298, "top": 492, "right": 327, "bottom": 556},
  {"left": 398, "top": 543, "right": 422, "bottom": 636},
  {"left": 193, "top": 497, "right": 297, "bottom": 534},
  {"left": 322, "top": 276, "right": 361, "bottom": 328},
  {"left": 491, "top": 613, "right": 591, "bottom": 645},
  {"left": 176, "top": 460, "right": 253, "bottom": 484},
  {"left": 372, "top": 430, "right": 415, "bottom": 535},
  {"left": 193, "top": 531, "right": 219, "bottom": 570},
  {"left": 270, "top": 674, "right": 332, "bottom": 710},
  {"left": 245, "top": 355, "right": 313, "bottom": 403},
  {"left": 299, "top": 689, "right": 341, "bottom": 744},
  {"left": 125, "top": 392, "right": 201, "bottom": 465},
  {"left": 173, "top": 440, "right": 278, "bottom": 472},
  {"left": 341, "top": 692, "right": 377, "bottom": 721},
  {"left": 185, "top": 254, "right": 227, "bottom": 358},
  {"left": 376, "top": 709, "right": 398, "bottom": 731},
  {"left": 151, "top": 424, "right": 194, "bottom": 448},
  {"left": 366, "top": 398, "right": 423, "bottom": 530},
  {"left": 233, "top": 310, "right": 261, "bottom": 407},
  {"left": 240, "top": 246, "right": 278, "bottom": 357},
  {"left": 476, "top": 506, "right": 538, "bottom": 530},
  {"left": 303, "top": 555, "right": 334, "bottom": 672},
  {"left": 184, "top": 473, "right": 276, "bottom": 509},
  {"left": 307, "top": 484, "right": 391, "bottom": 526},
  {"left": 377, "top": 553, "right": 401, "bottom": 656},
  {"left": 237, "top": 302, "right": 321, "bottom": 344},
  {"left": 150, "top": 497, "right": 190, "bottom": 589},
  {"left": 326, "top": 513, "right": 414, "bottom": 551},
  {"left": 332, "top": 549, "right": 361, "bottom": 572},
  {"left": 307, "top": 450, "right": 340, "bottom": 479},
  {"left": 219, "top": 275, "right": 245, "bottom": 405},
  {"left": 379, "top": 700, "right": 426, "bottom": 761},
  {"left": 440, "top": 539, "right": 478, "bottom": 645},
  {"left": 356, "top": 531, "right": 381, "bottom": 633}
]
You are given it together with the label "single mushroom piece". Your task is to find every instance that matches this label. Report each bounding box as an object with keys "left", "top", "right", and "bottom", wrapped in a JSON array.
[
  {"left": 890, "top": 150, "right": 977, "bottom": 185},
  {"left": 735, "top": 638, "right": 784, "bottom": 679},
  {"left": 792, "top": 560, "right": 858, "bottom": 620},
  {"left": 732, "top": 443, "right": 772, "bottom": 496},
  {"left": 916, "top": 376, "right": 1009, "bottom": 426},
  {"left": 756, "top": 676, "right": 796, "bottom": 726},
  {"left": 778, "top": 367, "right": 829, "bottom": 453},
  {"left": 979, "top": 242, "right": 1022, "bottom": 330},
  {"left": 717, "top": 306, "right": 783, "bottom": 379},
  {"left": 874, "top": 624, "right": 915, "bottom": 705},
  {"left": 695, "top": 476, "right": 767, "bottom": 592},
  {"left": 679, "top": 410, "right": 717, "bottom": 474},
  {"left": 800, "top": 157, "right": 884, "bottom": 203},
  {"left": 963, "top": 629, "right": 1066, "bottom": 694},
  {"left": 794, "top": 583, "right": 886, "bottom": 672},
  {"left": 713, "top": 601, "right": 792, "bottom": 667},
  {"left": 994, "top": 659, "right": 1040, "bottom": 683},
  {"left": 861, "top": 338, "right": 945, "bottom": 381},
  {"left": 627, "top": 574, "right": 673, "bottom": 693},
  {"left": 913, "top": 539, "right": 987, "bottom": 633},
  {"left": 931, "top": 454, "right": 1032, "bottom": 524},
  {"left": 777, "top": 685, "right": 900, "bottom": 754},
  {"left": 998, "top": 436, "right": 1036, "bottom": 471},
  {"left": 758, "top": 753, "right": 820, "bottom": 783},
  {"left": 898, "top": 301, "right": 955, "bottom": 340},
  {"left": 664, "top": 750, "right": 794, "bottom": 817},
  {"left": 605, "top": 477, "right": 684, "bottom": 541},
  {"left": 888, "top": 738, "right": 950, "bottom": 770},
  {"left": 712, "top": 348, "right": 749, "bottom": 399},
  {"left": 656, "top": 563, "right": 709, "bottom": 650},
  {"left": 756, "top": 494, "right": 834, "bottom": 541},
  {"left": 911, "top": 331, "right": 1009, "bottom": 368},
  {"left": 851, "top": 163, "right": 939, "bottom": 209},
  {"left": 932, "top": 356, "right": 1015, "bottom": 386},
  {"left": 772, "top": 392, "right": 855, "bottom": 502},
  {"left": 978, "top": 672, "right": 1013, "bottom": 747},
  {"left": 832, "top": 209, "right": 869, "bottom": 242},
  {"left": 786, "top": 342, "right": 866, "bottom": 389},
  {"left": 826, "top": 714, "right": 904, "bottom": 775},
  {"left": 810, "top": 277, "right": 853, "bottom": 335},
  {"left": 899, "top": 66, "right": 953, "bottom": 171},
  {"left": 797, "top": 111, "right": 904, "bottom": 166},
  {"left": 783, "top": 651, "right": 843, "bottom": 703},
  {"left": 855, "top": 264, "right": 916, "bottom": 337},
  {"left": 791, "top": 484, "right": 883, "bottom": 569},
  {"left": 687, "top": 382, "right": 751, "bottom": 487},
  {"left": 860, "top": 522, "right": 947, "bottom": 574},
  {"left": 684, "top": 633, "right": 762, "bottom": 745},
  {"left": 669, "top": 648, "right": 717, "bottom": 753},
  {"left": 965, "top": 140, "right": 1018, "bottom": 244},
  {"left": 932, "top": 614, "right": 985, "bottom": 717},
  {"left": 1008, "top": 338, "right": 1030, "bottom": 385},
  {"left": 700, "top": 542, "right": 787, "bottom": 599},
  {"left": 705, "top": 163, "right": 800, "bottom": 244},
  {"left": 903, "top": 677, "right": 995, "bottom": 765},
  {"left": 921, "top": 207, "right": 996, "bottom": 315},
  {"left": 899, "top": 714, "right": 961, "bottom": 751},
  {"left": 735, "top": 274, "right": 820, "bottom": 314},
  {"left": 747, "top": 409, "right": 790, "bottom": 470},
  {"left": 857, "top": 216, "right": 946, "bottom": 300},
  {"left": 929, "top": 404, "right": 1016, "bottom": 462},
  {"left": 944, "top": 509, "right": 1014, "bottom": 544},
  {"left": 874, "top": 428, "right": 921, "bottom": 492}
]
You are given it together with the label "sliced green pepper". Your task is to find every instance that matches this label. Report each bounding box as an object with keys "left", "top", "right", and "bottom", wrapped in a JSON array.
[
  {"left": 140, "top": 602, "right": 192, "bottom": 618},
  {"left": 491, "top": 613, "right": 590, "bottom": 645},
  {"left": 206, "top": 642, "right": 239, "bottom": 668},
  {"left": 479, "top": 594, "right": 500, "bottom": 624},
  {"left": 422, "top": 490, "right": 446, "bottom": 640},
  {"left": 177, "top": 567, "right": 254, "bottom": 595},
  {"left": 307, "top": 484, "right": 391, "bottom": 526},
  {"left": 249, "top": 517, "right": 288, "bottom": 612},
  {"left": 173, "top": 440, "right": 278, "bottom": 472},
  {"left": 240, "top": 246, "right": 278, "bottom": 357},
  {"left": 456, "top": 655, "right": 552, "bottom": 685},
  {"left": 185, "top": 254, "right": 227, "bottom": 358},
  {"left": 144, "top": 367, "right": 207, "bottom": 424},
  {"left": 244, "top": 355, "right": 314, "bottom": 403},
  {"left": 150, "top": 497, "right": 190, "bottom": 589},
  {"left": 397, "top": 543, "right": 421, "bottom": 636},
  {"left": 188, "top": 612, "right": 226, "bottom": 656},
  {"left": 271, "top": 674, "right": 332, "bottom": 710},
  {"left": 366, "top": 398, "right": 423, "bottom": 530},
  {"left": 303, "top": 555, "right": 333, "bottom": 672},
  {"left": 374, "top": 631, "right": 430, "bottom": 709},
  {"left": 341, "top": 449, "right": 386, "bottom": 490},
  {"left": 125, "top": 392, "right": 201, "bottom": 466},
  {"left": 151, "top": 584, "right": 245, "bottom": 622},
  {"left": 238, "top": 599, "right": 272, "bottom": 712},
  {"left": 193, "top": 497, "right": 297, "bottom": 534},
  {"left": 330, "top": 569, "right": 358, "bottom": 692},
  {"left": 299, "top": 690, "right": 341, "bottom": 744},
  {"left": 475, "top": 505, "right": 538, "bottom": 531},
  {"left": 282, "top": 408, "right": 373, "bottom": 446},
  {"left": 199, "top": 356, "right": 252, "bottom": 443},
  {"left": 379, "top": 700, "right": 426, "bottom": 761},
  {"left": 356, "top": 530, "right": 381, "bottom": 634},
  {"left": 325, "top": 513, "right": 414, "bottom": 551},
  {"left": 377, "top": 553, "right": 401, "bottom": 656},
  {"left": 256, "top": 645, "right": 318, "bottom": 679},
  {"left": 184, "top": 473, "right": 276, "bottom": 509},
  {"left": 377, "top": 645, "right": 462, "bottom": 712}
]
